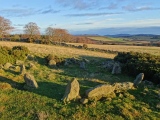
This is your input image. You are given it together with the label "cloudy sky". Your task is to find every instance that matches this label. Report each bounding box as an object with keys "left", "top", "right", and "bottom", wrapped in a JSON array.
[{"left": 0, "top": 0, "right": 160, "bottom": 35}]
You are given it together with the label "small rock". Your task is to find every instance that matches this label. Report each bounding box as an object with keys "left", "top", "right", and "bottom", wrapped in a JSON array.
[
  {"left": 134, "top": 73, "right": 144, "bottom": 87},
  {"left": 114, "top": 82, "right": 134, "bottom": 93},
  {"left": 28, "top": 62, "right": 37, "bottom": 69},
  {"left": 24, "top": 73, "right": 38, "bottom": 89},
  {"left": 27, "top": 54, "right": 35, "bottom": 60},
  {"left": 83, "top": 58, "right": 89, "bottom": 63},
  {"left": 80, "top": 98, "right": 88, "bottom": 104},
  {"left": 156, "top": 102, "right": 160, "bottom": 109},
  {"left": 64, "top": 60, "right": 70, "bottom": 66},
  {"left": 20, "top": 64, "right": 26, "bottom": 75},
  {"left": 16, "top": 60, "right": 24, "bottom": 65},
  {"left": 102, "top": 60, "right": 114, "bottom": 71},
  {"left": 141, "top": 80, "right": 153, "bottom": 86},
  {"left": 48, "top": 60, "right": 56, "bottom": 68},
  {"left": 80, "top": 61, "right": 86, "bottom": 69},
  {"left": 112, "top": 62, "right": 121, "bottom": 74}
]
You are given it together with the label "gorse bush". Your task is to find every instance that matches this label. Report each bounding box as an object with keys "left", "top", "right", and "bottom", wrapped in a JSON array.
[
  {"left": 46, "top": 54, "right": 65, "bottom": 66},
  {"left": 0, "top": 52, "right": 14, "bottom": 64},
  {"left": 11, "top": 46, "right": 30, "bottom": 60},
  {"left": 114, "top": 52, "right": 160, "bottom": 84},
  {"left": 83, "top": 44, "right": 88, "bottom": 49},
  {"left": 0, "top": 46, "right": 30, "bottom": 64},
  {"left": 0, "top": 46, "right": 13, "bottom": 64},
  {"left": 0, "top": 46, "right": 11, "bottom": 55}
]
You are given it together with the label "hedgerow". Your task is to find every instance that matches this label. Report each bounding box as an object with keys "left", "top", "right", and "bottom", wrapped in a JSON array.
[{"left": 114, "top": 52, "right": 160, "bottom": 84}]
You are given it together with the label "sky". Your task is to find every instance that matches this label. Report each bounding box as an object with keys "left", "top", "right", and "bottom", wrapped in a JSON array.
[{"left": 0, "top": 0, "right": 160, "bottom": 35}]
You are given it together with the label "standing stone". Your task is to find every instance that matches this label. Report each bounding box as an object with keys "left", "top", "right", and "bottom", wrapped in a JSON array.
[
  {"left": 102, "top": 60, "right": 114, "bottom": 71},
  {"left": 64, "top": 59, "right": 70, "bottom": 66},
  {"left": 133, "top": 73, "right": 144, "bottom": 87},
  {"left": 20, "top": 64, "right": 26, "bottom": 75},
  {"left": 24, "top": 73, "right": 38, "bottom": 89},
  {"left": 62, "top": 78, "right": 80, "bottom": 102},
  {"left": 80, "top": 61, "right": 86, "bottom": 69},
  {"left": 112, "top": 62, "right": 121, "bottom": 74},
  {"left": 85, "top": 84, "right": 115, "bottom": 101}
]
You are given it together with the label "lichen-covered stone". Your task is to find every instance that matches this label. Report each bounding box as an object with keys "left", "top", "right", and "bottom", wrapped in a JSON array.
[
  {"left": 62, "top": 78, "right": 80, "bottom": 102},
  {"left": 85, "top": 84, "right": 115, "bottom": 101},
  {"left": 24, "top": 73, "right": 38, "bottom": 89}
]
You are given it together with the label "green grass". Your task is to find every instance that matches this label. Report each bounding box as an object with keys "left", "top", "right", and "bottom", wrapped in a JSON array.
[{"left": 0, "top": 43, "right": 160, "bottom": 119}]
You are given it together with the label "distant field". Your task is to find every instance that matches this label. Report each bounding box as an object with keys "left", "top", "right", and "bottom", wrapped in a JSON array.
[
  {"left": 88, "top": 36, "right": 124, "bottom": 42},
  {"left": 68, "top": 43, "right": 160, "bottom": 56},
  {"left": 87, "top": 36, "right": 154, "bottom": 45}
]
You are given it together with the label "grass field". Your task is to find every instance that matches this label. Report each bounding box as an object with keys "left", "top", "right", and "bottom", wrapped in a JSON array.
[
  {"left": 68, "top": 43, "right": 160, "bottom": 56},
  {"left": 87, "top": 36, "right": 157, "bottom": 45},
  {"left": 88, "top": 36, "right": 124, "bottom": 42},
  {"left": 0, "top": 41, "right": 160, "bottom": 119}
]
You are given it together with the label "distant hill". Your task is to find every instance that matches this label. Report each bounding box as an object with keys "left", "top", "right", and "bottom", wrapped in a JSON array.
[
  {"left": 105, "top": 34, "right": 160, "bottom": 38},
  {"left": 71, "top": 26, "right": 160, "bottom": 35}
]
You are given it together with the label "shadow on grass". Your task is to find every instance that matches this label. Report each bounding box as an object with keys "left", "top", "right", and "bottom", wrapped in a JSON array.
[
  {"left": 56, "top": 55, "right": 133, "bottom": 85},
  {"left": 31, "top": 81, "right": 65, "bottom": 100},
  {"left": 0, "top": 75, "right": 24, "bottom": 89},
  {"left": 0, "top": 75, "right": 65, "bottom": 101},
  {"left": 34, "top": 55, "right": 48, "bottom": 66},
  {"left": 3, "top": 69, "right": 20, "bottom": 76}
]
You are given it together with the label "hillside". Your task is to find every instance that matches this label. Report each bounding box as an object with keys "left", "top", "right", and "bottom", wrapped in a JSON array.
[{"left": 0, "top": 42, "right": 160, "bottom": 119}]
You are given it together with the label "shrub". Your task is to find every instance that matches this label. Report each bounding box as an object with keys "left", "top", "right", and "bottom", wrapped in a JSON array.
[
  {"left": 0, "top": 52, "right": 14, "bottom": 64},
  {"left": 0, "top": 46, "right": 30, "bottom": 64},
  {"left": 83, "top": 44, "right": 88, "bottom": 49},
  {"left": 114, "top": 52, "right": 160, "bottom": 84},
  {"left": 0, "top": 46, "right": 11, "bottom": 55},
  {"left": 46, "top": 54, "right": 64, "bottom": 66},
  {"left": 0, "top": 46, "right": 14, "bottom": 64},
  {"left": 11, "top": 46, "right": 30, "bottom": 60}
]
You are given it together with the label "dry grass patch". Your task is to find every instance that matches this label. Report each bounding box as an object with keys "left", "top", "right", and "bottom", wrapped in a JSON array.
[
  {"left": 68, "top": 43, "right": 160, "bottom": 56},
  {"left": 0, "top": 83, "right": 12, "bottom": 90},
  {"left": 0, "top": 42, "right": 115, "bottom": 59}
]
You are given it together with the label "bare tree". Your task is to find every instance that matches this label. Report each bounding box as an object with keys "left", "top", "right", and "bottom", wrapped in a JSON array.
[
  {"left": 46, "top": 27, "right": 72, "bottom": 43},
  {"left": 46, "top": 27, "right": 54, "bottom": 43},
  {"left": 0, "top": 16, "right": 14, "bottom": 40},
  {"left": 24, "top": 22, "right": 40, "bottom": 42}
]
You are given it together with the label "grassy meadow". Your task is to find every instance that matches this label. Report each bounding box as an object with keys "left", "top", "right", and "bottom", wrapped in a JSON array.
[
  {"left": 68, "top": 43, "right": 160, "bottom": 56},
  {"left": 87, "top": 36, "right": 124, "bottom": 42},
  {"left": 0, "top": 41, "right": 160, "bottom": 119}
]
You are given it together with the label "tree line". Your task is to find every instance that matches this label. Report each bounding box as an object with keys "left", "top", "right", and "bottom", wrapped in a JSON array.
[{"left": 0, "top": 16, "right": 94, "bottom": 44}]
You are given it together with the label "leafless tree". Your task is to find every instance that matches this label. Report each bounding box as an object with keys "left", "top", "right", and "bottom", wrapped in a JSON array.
[
  {"left": 46, "top": 27, "right": 72, "bottom": 43},
  {"left": 24, "top": 22, "right": 40, "bottom": 42},
  {"left": 46, "top": 27, "right": 54, "bottom": 42},
  {"left": 0, "top": 16, "right": 14, "bottom": 40}
]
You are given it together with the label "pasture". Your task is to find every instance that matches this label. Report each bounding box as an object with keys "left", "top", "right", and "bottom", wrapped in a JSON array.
[{"left": 0, "top": 41, "right": 160, "bottom": 119}]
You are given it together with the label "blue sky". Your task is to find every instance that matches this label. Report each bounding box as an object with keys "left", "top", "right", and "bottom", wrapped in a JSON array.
[{"left": 0, "top": 0, "right": 160, "bottom": 35}]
